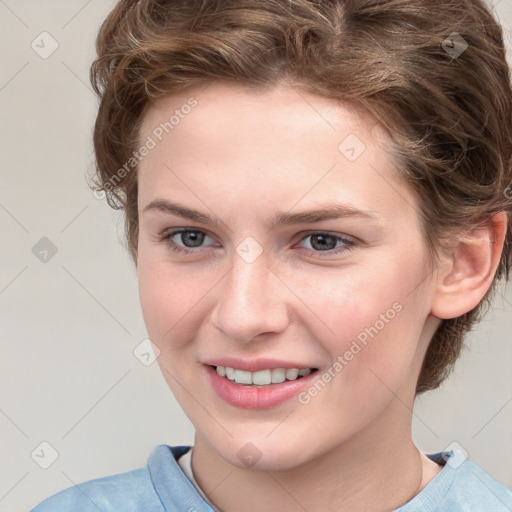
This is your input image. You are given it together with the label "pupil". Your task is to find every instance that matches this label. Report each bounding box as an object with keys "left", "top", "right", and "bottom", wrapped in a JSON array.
[
  {"left": 312, "top": 234, "right": 335, "bottom": 251},
  {"left": 183, "top": 231, "right": 204, "bottom": 247}
]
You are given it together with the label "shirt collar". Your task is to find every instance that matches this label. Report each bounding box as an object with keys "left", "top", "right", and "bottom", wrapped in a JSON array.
[{"left": 147, "top": 444, "right": 217, "bottom": 512}]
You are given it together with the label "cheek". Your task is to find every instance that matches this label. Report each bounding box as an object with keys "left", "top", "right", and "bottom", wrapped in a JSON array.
[
  {"left": 288, "top": 263, "right": 402, "bottom": 341},
  {"left": 297, "top": 257, "right": 425, "bottom": 387},
  {"left": 137, "top": 256, "right": 204, "bottom": 348}
]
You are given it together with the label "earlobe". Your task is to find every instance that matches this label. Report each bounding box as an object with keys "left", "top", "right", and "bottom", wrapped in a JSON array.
[{"left": 430, "top": 212, "right": 508, "bottom": 320}]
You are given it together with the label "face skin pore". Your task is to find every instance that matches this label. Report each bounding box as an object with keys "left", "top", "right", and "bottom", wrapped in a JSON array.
[{"left": 136, "top": 81, "right": 506, "bottom": 512}]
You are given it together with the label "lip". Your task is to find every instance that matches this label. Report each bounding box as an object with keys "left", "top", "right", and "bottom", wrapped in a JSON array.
[
  {"left": 203, "top": 364, "right": 319, "bottom": 409},
  {"left": 202, "top": 357, "right": 317, "bottom": 373}
]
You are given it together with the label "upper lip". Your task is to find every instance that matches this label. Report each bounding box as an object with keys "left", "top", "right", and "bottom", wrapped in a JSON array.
[{"left": 202, "top": 357, "right": 318, "bottom": 373}]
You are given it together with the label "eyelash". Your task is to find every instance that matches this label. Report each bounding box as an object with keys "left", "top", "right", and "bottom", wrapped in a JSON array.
[{"left": 157, "top": 229, "right": 357, "bottom": 257}]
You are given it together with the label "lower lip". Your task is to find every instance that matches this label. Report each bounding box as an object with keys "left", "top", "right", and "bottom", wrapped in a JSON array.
[{"left": 204, "top": 365, "right": 319, "bottom": 409}]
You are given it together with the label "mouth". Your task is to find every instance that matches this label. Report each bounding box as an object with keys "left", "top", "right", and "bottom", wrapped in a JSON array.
[
  {"left": 209, "top": 365, "right": 319, "bottom": 387},
  {"left": 204, "top": 364, "right": 320, "bottom": 409}
]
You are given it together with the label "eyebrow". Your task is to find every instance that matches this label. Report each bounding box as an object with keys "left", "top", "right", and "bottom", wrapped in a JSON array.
[{"left": 142, "top": 199, "right": 378, "bottom": 229}]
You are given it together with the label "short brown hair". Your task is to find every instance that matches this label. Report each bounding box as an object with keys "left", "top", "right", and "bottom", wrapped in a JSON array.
[{"left": 89, "top": 0, "right": 512, "bottom": 395}]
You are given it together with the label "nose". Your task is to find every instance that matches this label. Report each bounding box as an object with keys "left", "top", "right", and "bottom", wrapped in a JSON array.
[{"left": 210, "top": 251, "right": 290, "bottom": 343}]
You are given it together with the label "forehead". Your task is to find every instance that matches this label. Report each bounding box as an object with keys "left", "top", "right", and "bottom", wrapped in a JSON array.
[
  {"left": 140, "top": 81, "right": 380, "bottom": 148},
  {"left": 137, "top": 81, "right": 417, "bottom": 225}
]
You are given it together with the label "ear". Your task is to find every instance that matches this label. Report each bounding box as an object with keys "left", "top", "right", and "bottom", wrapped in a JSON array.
[{"left": 430, "top": 212, "right": 508, "bottom": 320}]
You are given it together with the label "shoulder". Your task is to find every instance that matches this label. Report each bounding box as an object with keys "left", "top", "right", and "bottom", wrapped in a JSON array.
[
  {"left": 397, "top": 450, "right": 512, "bottom": 511},
  {"left": 30, "top": 459, "right": 164, "bottom": 511},
  {"left": 441, "top": 452, "right": 512, "bottom": 511}
]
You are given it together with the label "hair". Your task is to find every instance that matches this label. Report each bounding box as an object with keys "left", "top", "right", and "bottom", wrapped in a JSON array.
[{"left": 89, "top": 0, "right": 512, "bottom": 395}]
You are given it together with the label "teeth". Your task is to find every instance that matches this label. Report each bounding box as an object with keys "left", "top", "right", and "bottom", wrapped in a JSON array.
[
  {"left": 234, "top": 369, "right": 252, "bottom": 385},
  {"left": 286, "top": 368, "right": 299, "bottom": 380},
  {"left": 252, "top": 369, "right": 271, "bottom": 385},
  {"left": 271, "top": 368, "right": 286, "bottom": 383},
  {"left": 215, "top": 365, "right": 314, "bottom": 385}
]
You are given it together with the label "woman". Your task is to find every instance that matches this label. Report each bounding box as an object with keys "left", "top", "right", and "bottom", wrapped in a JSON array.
[{"left": 31, "top": 0, "right": 512, "bottom": 510}]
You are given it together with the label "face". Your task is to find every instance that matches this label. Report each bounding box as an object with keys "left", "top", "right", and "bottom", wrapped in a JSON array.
[{"left": 136, "top": 81, "right": 440, "bottom": 471}]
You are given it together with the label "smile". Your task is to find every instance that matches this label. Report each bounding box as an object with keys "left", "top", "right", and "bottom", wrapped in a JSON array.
[
  {"left": 213, "top": 365, "right": 316, "bottom": 386},
  {"left": 204, "top": 364, "right": 320, "bottom": 409}
]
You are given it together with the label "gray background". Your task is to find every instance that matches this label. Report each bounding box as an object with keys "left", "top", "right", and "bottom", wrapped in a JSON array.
[{"left": 1, "top": 1, "right": 511, "bottom": 511}]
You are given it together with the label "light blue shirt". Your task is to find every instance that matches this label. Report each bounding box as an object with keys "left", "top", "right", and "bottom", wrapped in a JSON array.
[{"left": 30, "top": 444, "right": 512, "bottom": 511}]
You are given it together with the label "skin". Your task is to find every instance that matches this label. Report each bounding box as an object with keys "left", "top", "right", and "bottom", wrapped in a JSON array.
[{"left": 136, "top": 80, "right": 507, "bottom": 511}]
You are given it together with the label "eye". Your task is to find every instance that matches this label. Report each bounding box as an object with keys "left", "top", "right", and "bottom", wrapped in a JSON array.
[
  {"left": 157, "top": 229, "right": 357, "bottom": 257},
  {"left": 296, "top": 232, "right": 357, "bottom": 256},
  {"left": 159, "top": 229, "right": 217, "bottom": 254}
]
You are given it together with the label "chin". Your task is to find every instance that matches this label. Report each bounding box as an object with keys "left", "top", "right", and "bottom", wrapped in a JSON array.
[{"left": 211, "top": 434, "right": 311, "bottom": 472}]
